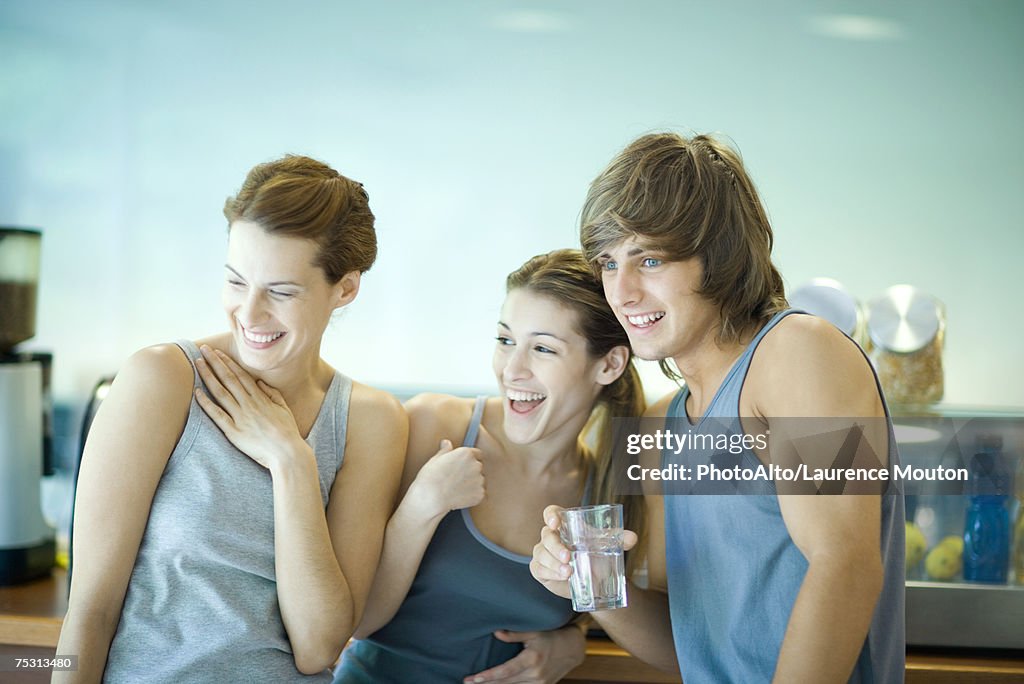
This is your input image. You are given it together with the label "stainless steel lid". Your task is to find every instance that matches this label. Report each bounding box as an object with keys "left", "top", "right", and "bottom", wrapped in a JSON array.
[
  {"left": 788, "top": 278, "right": 860, "bottom": 336},
  {"left": 867, "top": 285, "right": 942, "bottom": 353}
]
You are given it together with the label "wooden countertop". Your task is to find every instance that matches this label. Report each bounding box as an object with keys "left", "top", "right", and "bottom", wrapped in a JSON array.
[
  {"left": 0, "top": 569, "right": 65, "bottom": 649},
  {"left": 4, "top": 570, "right": 1024, "bottom": 682}
]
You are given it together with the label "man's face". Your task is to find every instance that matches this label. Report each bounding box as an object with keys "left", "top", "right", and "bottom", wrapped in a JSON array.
[{"left": 596, "top": 236, "right": 719, "bottom": 364}]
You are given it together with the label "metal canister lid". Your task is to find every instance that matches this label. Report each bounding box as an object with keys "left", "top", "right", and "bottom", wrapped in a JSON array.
[
  {"left": 866, "top": 285, "right": 942, "bottom": 353},
  {"left": 788, "top": 278, "right": 860, "bottom": 337}
]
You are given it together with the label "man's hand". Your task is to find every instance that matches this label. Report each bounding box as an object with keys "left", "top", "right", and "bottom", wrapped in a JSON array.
[{"left": 462, "top": 626, "right": 586, "bottom": 684}]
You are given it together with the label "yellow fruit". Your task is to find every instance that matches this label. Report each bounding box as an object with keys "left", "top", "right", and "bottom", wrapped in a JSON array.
[
  {"left": 905, "top": 522, "right": 927, "bottom": 568},
  {"left": 925, "top": 543, "right": 962, "bottom": 581},
  {"left": 938, "top": 535, "right": 963, "bottom": 556}
]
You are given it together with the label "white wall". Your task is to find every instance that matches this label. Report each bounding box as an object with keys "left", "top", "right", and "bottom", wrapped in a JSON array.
[{"left": 2, "top": 0, "right": 1022, "bottom": 408}]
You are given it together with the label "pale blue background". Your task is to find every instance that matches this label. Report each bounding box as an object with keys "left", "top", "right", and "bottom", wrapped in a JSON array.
[{"left": 2, "top": 0, "right": 1022, "bottom": 408}]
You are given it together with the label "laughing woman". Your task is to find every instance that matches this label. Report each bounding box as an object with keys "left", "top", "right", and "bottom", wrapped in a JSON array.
[
  {"left": 334, "top": 248, "right": 647, "bottom": 684},
  {"left": 54, "top": 156, "right": 406, "bottom": 683}
]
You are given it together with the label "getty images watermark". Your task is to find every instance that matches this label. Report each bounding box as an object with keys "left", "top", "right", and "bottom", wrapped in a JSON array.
[
  {"left": 625, "top": 456, "right": 967, "bottom": 485},
  {"left": 609, "top": 415, "right": 1021, "bottom": 497}
]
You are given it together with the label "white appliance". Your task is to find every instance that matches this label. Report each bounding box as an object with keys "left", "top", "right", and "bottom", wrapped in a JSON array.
[{"left": 0, "top": 227, "right": 55, "bottom": 585}]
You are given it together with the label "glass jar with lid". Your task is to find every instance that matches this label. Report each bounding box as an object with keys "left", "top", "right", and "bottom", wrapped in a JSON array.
[{"left": 866, "top": 284, "right": 945, "bottom": 405}]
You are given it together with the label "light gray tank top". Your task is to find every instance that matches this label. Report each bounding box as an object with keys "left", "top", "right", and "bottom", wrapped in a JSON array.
[{"left": 103, "top": 340, "right": 352, "bottom": 683}]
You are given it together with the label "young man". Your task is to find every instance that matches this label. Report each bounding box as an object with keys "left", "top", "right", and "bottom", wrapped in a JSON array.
[{"left": 531, "top": 132, "right": 905, "bottom": 683}]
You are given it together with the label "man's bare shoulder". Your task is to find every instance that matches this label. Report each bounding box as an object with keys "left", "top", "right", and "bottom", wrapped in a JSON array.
[
  {"left": 750, "top": 313, "right": 881, "bottom": 416},
  {"left": 761, "top": 313, "right": 853, "bottom": 359}
]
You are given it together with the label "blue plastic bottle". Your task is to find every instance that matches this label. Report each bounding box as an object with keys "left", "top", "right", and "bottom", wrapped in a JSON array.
[{"left": 962, "top": 435, "right": 1011, "bottom": 583}]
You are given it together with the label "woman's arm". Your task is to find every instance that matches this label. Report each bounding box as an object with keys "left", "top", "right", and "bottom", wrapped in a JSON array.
[
  {"left": 53, "top": 345, "right": 193, "bottom": 683},
  {"left": 354, "top": 393, "right": 485, "bottom": 638},
  {"left": 192, "top": 348, "right": 408, "bottom": 674},
  {"left": 281, "top": 382, "right": 407, "bottom": 672}
]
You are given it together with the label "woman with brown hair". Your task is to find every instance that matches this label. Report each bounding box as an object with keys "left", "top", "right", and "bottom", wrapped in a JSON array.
[
  {"left": 331, "top": 248, "right": 647, "bottom": 684},
  {"left": 54, "top": 155, "right": 407, "bottom": 683}
]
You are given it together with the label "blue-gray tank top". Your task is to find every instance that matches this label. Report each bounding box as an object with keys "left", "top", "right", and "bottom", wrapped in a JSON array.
[
  {"left": 663, "top": 310, "right": 906, "bottom": 683},
  {"left": 103, "top": 340, "right": 351, "bottom": 683},
  {"left": 334, "top": 396, "right": 577, "bottom": 684}
]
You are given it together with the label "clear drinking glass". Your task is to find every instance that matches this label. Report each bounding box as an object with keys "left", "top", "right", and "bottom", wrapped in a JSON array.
[{"left": 559, "top": 504, "right": 627, "bottom": 611}]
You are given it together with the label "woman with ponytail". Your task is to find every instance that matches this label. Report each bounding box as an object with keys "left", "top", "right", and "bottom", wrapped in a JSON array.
[{"left": 333, "top": 248, "right": 646, "bottom": 684}]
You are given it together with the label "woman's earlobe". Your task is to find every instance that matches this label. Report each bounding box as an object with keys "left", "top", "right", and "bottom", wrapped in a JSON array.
[{"left": 597, "top": 346, "right": 630, "bottom": 385}]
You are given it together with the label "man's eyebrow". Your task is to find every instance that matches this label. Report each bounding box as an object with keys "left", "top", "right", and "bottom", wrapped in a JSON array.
[{"left": 597, "top": 245, "right": 652, "bottom": 260}]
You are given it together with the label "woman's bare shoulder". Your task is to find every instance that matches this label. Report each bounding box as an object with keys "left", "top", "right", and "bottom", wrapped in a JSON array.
[
  {"left": 346, "top": 381, "right": 407, "bottom": 435},
  {"left": 84, "top": 343, "right": 195, "bottom": 467},
  {"left": 404, "top": 393, "right": 478, "bottom": 444},
  {"left": 348, "top": 381, "right": 402, "bottom": 409},
  {"left": 115, "top": 343, "right": 195, "bottom": 402}
]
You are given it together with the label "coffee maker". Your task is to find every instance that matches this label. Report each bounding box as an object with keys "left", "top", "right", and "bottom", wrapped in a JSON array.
[{"left": 0, "top": 227, "right": 55, "bottom": 585}]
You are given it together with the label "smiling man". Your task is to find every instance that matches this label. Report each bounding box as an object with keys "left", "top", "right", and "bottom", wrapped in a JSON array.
[{"left": 531, "top": 132, "right": 905, "bottom": 683}]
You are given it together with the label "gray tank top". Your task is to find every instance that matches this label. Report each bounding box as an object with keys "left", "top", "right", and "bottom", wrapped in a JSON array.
[
  {"left": 334, "top": 396, "right": 578, "bottom": 684},
  {"left": 663, "top": 310, "right": 906, "bottom": 683},
  {"left": 103, "top": 340, "right": 352, "bottom": 683}
]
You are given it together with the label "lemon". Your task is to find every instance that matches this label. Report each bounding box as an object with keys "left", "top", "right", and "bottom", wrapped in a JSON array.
[
  {"left": 925, "top": 543, "right": 962, "bottom": 581},
  {"left": 905, "top": 521, "right": 927, "bottom": 569},
  {"left": 938, "top": 535, "right": 964, "bottom": 557}
]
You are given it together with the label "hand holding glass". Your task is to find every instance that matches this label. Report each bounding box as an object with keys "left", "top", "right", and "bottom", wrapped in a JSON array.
[{"left": 558, "top": 504, "right": 627, "bottom": 611}]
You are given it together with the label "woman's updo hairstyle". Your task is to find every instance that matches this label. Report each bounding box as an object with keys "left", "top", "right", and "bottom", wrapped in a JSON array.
[{"left": 224, "top": 154, "right": 376, "bottom": 283}]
